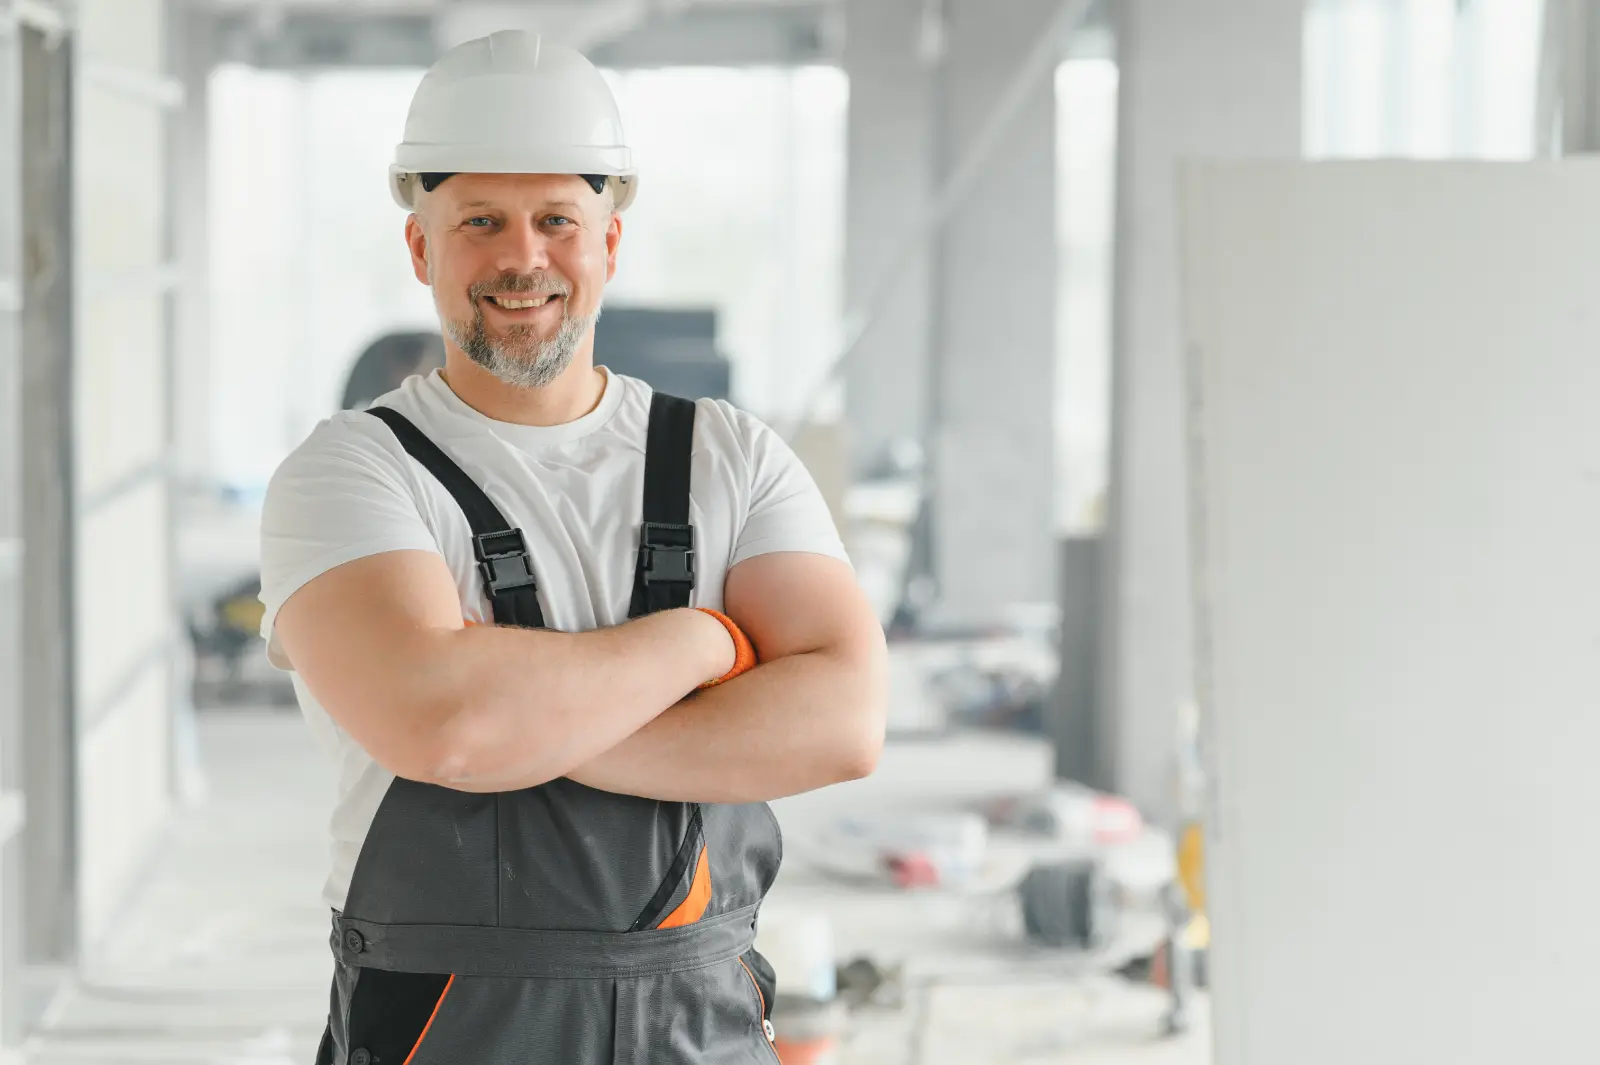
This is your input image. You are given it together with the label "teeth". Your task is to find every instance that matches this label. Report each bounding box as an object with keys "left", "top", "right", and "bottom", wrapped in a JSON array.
[{"left": 492, "top": 295, "right": 557, "bottom": 310}]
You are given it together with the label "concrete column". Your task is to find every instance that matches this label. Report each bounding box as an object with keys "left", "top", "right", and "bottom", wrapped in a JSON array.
[
  {"left": 927, "top": 0, "right": 1060, "bottom": 620},
  {"left": 166, "top": 1, "right": 215, "bottom": 809},
  {"left": 1100, "top": 0, "right": 1302, "bottom": 824},
  {"left": 841, "top": 0, "right": 935, "bottom": 472},
  {"left": 169, "top": 4, "right": 215, "bottom": 491},
  {"left": 1537, "top": 0, "right": 1600, "bottom": 153}
]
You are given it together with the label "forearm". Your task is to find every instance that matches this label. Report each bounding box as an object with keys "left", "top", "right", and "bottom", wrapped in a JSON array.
[
  {"left": 565, "top": 647, "right": 887, "bottom": 804},
  {"left": 417, "top": 609, "right": 728, "bottom": 791}
]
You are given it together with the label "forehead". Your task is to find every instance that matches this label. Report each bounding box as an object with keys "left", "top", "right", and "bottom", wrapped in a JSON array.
[{"left": 432, "top": 172, "right": 597, "bottom": 210}]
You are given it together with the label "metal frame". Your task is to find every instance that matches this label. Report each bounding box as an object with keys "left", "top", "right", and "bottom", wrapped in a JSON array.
[
  {"left": 0, "top": 5, "right": 25, "bottom": 1050},
  {"left": 0, "top": 527, "right": 20, "bottom": 1049},
  {"left": 17, "top": 11, "right": 78, "bottom": 972}
]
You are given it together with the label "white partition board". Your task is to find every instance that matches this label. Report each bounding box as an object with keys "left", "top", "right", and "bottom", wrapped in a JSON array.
[{"left": 1181, "top": 161, "right": 1600, "bottom": 1065}]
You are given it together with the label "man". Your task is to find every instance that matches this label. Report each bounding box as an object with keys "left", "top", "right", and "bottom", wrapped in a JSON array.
[{"left": 260, "top": 30, "right": 887, "bottom": 1065}]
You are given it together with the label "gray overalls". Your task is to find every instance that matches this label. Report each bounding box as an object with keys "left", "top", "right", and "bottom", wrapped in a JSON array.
[{"left": 312, "top": 393, "right": 783, "bottom": 1065}]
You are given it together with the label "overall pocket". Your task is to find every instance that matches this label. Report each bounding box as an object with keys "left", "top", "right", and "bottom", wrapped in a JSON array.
[
  {"left": 612, "top": 957, "right": 779, "bottom": 1065},
  {"left": 348, "top": 972, "right": 620, "bottom": 1065},
  {"left": 339, "top": 968, "right": 453, "bottom": 1065},
  {"left": 631, "top": 804, "right": 708, "bottom": 931}
]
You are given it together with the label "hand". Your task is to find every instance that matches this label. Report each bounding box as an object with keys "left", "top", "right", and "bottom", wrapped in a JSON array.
[{"left": 693, "top": 609, "right": 758, "bottom": 689}]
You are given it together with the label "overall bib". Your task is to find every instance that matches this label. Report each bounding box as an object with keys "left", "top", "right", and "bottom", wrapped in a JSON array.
[{"left": 312, "top": 393, "right": 784, "bottom": 1065}]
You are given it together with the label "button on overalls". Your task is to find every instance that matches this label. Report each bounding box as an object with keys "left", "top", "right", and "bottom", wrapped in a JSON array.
[{"left": 311, "top": 393, "right": 784, "bottom": 1065}]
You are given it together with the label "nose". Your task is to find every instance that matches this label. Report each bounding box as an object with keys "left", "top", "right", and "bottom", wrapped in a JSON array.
[{"left": 491, "top": 215, "right": 551, "bottom": 274}]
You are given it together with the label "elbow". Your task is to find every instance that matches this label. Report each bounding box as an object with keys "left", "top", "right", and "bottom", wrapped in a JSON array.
[
  {"left": 842, "top": 714, "right": 886, "bottom": 781},
  {"left": 424, "top": 701, "right": 491, "bottom": 783},
  {"left": 839, "top": 739, "right": 882, "bottom": 783},
  {"left": 377, "top": 700, "right": 477, "bottom": 787},
  {"left": 836, "top": 663, "right": 888, "bottom": 782},
  {"left": 390, "top": 694, "right": 559, "bottom": 792}
]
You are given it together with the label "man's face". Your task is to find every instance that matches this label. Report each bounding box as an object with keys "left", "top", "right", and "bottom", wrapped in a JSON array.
[{"left": 406, "top": 173, "right": 621, "bottom": 389}]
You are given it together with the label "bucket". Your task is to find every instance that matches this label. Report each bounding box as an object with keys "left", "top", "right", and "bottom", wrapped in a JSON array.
[
  {"left": 757, "top": 910, "right": 846, "bottom": 1065},
  {"left": 755, "top": 909, "right": 836, "bottom": 1002},
  {"left": 771, "top": 997, "right": 848, "bottom": 1065}
]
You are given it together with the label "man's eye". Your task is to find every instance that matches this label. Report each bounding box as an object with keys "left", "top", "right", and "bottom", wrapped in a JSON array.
[
  {"left": 466, "top": 217, "right": 495, "bottom": 228},
  {"left": 546, "top": 216, "right": 573, "bottom": 227}
]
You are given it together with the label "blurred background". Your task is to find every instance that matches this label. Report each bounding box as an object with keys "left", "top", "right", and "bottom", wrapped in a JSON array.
[{"left": 0, "top": 0, "right": 1584, "bottom": 1062}]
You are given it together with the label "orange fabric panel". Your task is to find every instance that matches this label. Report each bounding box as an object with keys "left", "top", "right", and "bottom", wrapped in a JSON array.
[
  {"left": 403, "top": 974, "right": 455, "bottom": 1065},
  {"left": 656, "top": 844, "right": 713, "bottom": 929}
]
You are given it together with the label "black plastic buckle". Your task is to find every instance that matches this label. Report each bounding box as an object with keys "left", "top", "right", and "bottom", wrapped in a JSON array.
[
  {"left": 638, "top": 522, "right": 695, "bottom": 586},
  {"left": 473, "top": 529, "right": 537, "bottom": 597}
]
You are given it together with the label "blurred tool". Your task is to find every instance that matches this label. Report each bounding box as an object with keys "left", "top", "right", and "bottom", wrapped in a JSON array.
[{"left": 809, "top": 812, "right": 990, "bottom": 891}]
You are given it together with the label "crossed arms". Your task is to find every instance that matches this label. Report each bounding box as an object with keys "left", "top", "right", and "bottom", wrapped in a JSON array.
[{"left": 273, "top": 548, "right": 888, "bottom": 804}]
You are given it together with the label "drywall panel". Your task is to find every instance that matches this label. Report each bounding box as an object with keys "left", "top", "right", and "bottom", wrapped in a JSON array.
[
  {"left": 77, "top": 663, "right": 169, "bottom": 948},
  {"left": 1181, "top": 160, "right": 1600, "bottom": 1065},
  {"left": 77, "top": 291, "right": 165, "bottom": 495},
  {"left": 77, "top": 82, "right": 164, "bottom": 272},
  {"left": 68, "top": 0, "right": 175, "bottom": 970},
  {"left": 75, "top": 480, "right": 168, "bottom": 722}
]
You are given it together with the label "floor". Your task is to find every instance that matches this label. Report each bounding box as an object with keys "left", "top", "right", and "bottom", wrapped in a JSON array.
[{"left": 23, "top": 711, "right": 1211, "bottom": 1064}]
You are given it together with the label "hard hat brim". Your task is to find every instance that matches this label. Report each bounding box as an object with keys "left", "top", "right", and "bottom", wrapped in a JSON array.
[{"left": 389, "top": 165, "right": 637, "bottom": 213}]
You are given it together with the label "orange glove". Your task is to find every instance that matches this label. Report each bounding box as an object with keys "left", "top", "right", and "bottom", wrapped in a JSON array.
[{"left": 696, "top": 608, "right": 757, "bottom": 689}]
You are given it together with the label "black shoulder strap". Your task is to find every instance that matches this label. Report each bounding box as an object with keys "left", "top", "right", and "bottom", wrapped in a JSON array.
[
  {"left": 629, "top": 393, "right": 698, "bottom": 618},
  {"left": 367, "top": 406, "right": 545, "bottom": 629}
]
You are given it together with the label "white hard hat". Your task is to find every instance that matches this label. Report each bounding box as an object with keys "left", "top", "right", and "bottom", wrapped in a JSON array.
[{"left": 389, "top": 30, "right": 638, "bottom": 212}]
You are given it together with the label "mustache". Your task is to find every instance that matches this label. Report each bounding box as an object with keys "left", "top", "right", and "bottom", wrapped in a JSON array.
[{"left": 470, "top": 272, "right": 571, "bottom": 301}]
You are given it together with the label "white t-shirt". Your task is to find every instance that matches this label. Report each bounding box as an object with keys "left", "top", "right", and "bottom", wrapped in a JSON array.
[{"left": 257, "top": 367, "right": 848, "bottom": 910}]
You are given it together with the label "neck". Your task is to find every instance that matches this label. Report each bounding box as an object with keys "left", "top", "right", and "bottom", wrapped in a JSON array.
[{"left": 438, "top": 341, "right": 607, "bottom": 427}]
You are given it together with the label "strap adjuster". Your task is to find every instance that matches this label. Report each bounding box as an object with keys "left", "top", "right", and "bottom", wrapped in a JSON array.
[
  {"left": 473, "top": 529, "right": 537, "bottom": 597},
  {"left": 639, "top": 522, "right": 695, "bottom": 586}
]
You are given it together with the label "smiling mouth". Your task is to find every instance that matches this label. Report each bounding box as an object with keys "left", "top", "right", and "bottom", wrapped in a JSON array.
[{"left": 484, "top": 293, "right": 563, "bottom": 310}]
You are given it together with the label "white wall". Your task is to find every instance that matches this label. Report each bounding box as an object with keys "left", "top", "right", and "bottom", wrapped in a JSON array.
[
  {"left": 1183, "top": 159, "right": 1600, "bottom": 1065},
  {"left": 72, "top": 0, "right": 174, "bottom": 948}
]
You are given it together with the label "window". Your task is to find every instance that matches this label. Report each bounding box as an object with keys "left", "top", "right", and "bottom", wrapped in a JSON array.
[
  {"left": 207, "top": 64, "right": 848, "bottom": 495},
  {"left": 1304, "top": 0, "right": 1546, "bottom": 159}
]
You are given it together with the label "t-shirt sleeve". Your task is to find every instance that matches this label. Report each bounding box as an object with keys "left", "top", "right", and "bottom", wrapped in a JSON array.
[
  {"left": 258, "top": 416, "right": 440, "bottom": 669},
  {"left": 723, "top": 404, "right": 852, "bottom": 569}
]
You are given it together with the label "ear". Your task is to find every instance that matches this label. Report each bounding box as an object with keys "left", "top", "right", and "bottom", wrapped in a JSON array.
[
  {"left": 604, "top": 212, "right": 623, "bottom": 283},
  {"left": 405, "top": 214, "right": 430, "bottom": 286}
]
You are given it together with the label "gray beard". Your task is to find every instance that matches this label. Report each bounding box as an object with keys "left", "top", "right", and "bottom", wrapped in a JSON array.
[{"left": 443, "top": 301, "right": 601, "bottom": 390}]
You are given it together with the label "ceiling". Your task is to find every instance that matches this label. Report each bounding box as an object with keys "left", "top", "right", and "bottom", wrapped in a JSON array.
[{"left": 198, "top": 0, "right": 1111, "bottom": 71}]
